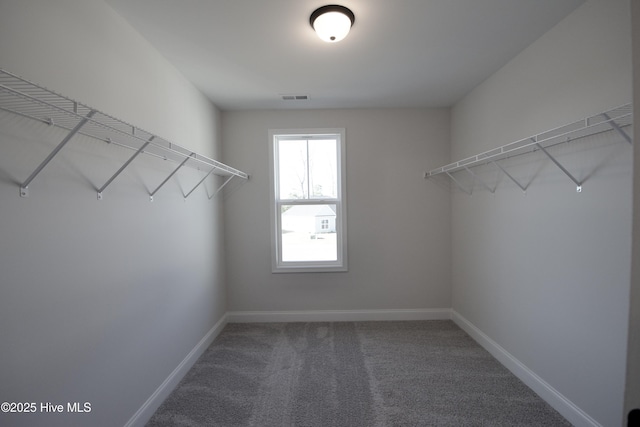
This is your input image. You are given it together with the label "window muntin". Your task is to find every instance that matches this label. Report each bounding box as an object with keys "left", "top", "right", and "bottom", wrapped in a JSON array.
[{"left": 269, "top": 129, "right": 347, "bottom": 272}]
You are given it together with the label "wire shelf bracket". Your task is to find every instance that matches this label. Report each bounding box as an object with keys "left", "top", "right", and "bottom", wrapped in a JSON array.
[
  {"left": 97, "top": 136, "right": 155, "bottom": 200},
  {"left": 490, "top": 160, "right": 528, "bottom": 193},
  {"left": 0, "top": 68, "right": 249, "bottom": 200},
  {"left": 464, "top": 165, "right": 496, "bottom": 194},
  {"left": 209, "top": 175, "right": 236, "bottom": 199},
  {"left": 603, "top": 112, "right": 632, "bottom": 145},
  {"left": 425, "top": 104, "right": 632, "bottom": 194},
  {"left": 20, "top": 109, "right": 96, "bottom": 198},
  {"left": 534, "top": 141, "right": 583, "bottom": 192},
  {"left": 149, "top": 154, "right": 194, "bottom": 202},
  {"left": 445, "top": 171, "right": 472, "bottom": 195},
  {"left": 184, "top": 167, "right": 217, "bottom": 200}
]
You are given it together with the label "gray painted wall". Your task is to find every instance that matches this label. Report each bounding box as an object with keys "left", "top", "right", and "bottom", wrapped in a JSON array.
[
  {"left": 1, "top": 0, "right": 635, "bottom": 426},
  {"left": 625, "top": 0, "right": 640, "bottom": 421},
  {"left": 451, "top": 0, "right": 632, "bottom": 426},
  {"left": 0, "top": 1, "right": 226, "bottom": 426},
  {"left": 222, "top": 108, "right": 451, "bottom": 313}
]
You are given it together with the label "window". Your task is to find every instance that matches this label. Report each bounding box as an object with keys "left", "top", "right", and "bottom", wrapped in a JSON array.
[{"left": 269, "top": 129, "right": 347, "bottom": 272}]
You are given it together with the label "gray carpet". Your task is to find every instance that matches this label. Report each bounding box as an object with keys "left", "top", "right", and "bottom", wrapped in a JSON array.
[{"left": 147, "top": 321, "right": 571, "bottom": 426}]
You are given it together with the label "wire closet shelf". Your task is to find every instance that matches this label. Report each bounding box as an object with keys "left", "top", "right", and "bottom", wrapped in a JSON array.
[
  {"left": 425, "top": 104, "right": 633, "bottom": 193},
  {"left": 0, "top": 68, "right": 249, "bottom": 200}
]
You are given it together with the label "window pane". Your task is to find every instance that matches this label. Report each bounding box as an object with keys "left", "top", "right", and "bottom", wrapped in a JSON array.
[
  {"left": 278, "top": 139, "right": 308, "bottom": 199},
  {"left": 277, "top": 138, "right": 337, "bottom": 200},
  {"left": 308, "top": 139, "right": 337, "bottom": 199},
  {"left": 281, "top": 204, "right": 337, "bottom": 262},
  {"left": 270, "top": 129, "right": 346, "bottom": 272}
]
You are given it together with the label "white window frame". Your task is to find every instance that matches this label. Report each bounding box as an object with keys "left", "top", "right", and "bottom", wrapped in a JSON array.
[{"left": 269, "top": 128, "right": 347, "bottom": 273}]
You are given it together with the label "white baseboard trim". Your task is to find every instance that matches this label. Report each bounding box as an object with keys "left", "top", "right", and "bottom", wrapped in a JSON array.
[
  {"left": 451, "top": 310, "right": 601, "bottom": 427},
  {"left": 124, "top": 313, "right": 228, "bottom": 427},
  {"left": 226, "top": 308, "right": 451, "bottom": 323},
  {"left": 133, "top": 309, "right": 599, "bottom": 427}
]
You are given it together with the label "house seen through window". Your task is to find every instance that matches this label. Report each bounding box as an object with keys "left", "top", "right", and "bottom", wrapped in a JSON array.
[{"left": 269, "top": 129, "right": 347, "bottom": 272}]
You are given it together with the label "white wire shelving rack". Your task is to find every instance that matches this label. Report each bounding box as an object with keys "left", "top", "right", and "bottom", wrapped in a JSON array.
[
  {"left": 425, "top": 104, "right": 632, "bottom": 194},
  {"left": 0, "top": 68, "right": 249, "bottom": 201}
]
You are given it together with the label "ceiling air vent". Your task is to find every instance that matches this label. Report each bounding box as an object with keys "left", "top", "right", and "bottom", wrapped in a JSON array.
[{"left": 282, "top": 95, "right": 309, "bottom": 101}]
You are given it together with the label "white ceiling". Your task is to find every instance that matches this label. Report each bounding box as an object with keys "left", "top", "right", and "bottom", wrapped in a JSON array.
[{"left": 104, "top": 0, "right": 584, "bottom": 111}]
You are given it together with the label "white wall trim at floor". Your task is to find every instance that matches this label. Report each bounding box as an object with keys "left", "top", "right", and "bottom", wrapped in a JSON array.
[
  {"left": 451, "top": 310, "right": 602, "bottom": 427},
  {"left": 124, "top": 313, "right": 228, "bottom": 427},
  {"left": 125, "top": 309, "right": 598, "bottom": 427},
  {"left": 226, "top": 308, "right": 452, "bottom": 323}
]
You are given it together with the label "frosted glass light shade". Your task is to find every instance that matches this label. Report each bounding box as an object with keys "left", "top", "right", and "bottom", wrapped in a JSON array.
[{"left": 310, "top": 5, "right": 355, "bottom": 43}]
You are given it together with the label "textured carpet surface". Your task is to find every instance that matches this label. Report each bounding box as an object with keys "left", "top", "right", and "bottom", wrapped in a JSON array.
[{"left": 147, "top": 321, "right": 571, "bottom": 426}]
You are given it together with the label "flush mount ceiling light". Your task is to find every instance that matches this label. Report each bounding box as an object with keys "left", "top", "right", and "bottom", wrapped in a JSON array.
[{"left": 310, "top": 5, "right": 355, "bottom": 43}]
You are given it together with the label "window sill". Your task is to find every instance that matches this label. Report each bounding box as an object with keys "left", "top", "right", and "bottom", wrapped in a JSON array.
[{"left": 272, "top": 265, "right": 348, "bottom": 274}]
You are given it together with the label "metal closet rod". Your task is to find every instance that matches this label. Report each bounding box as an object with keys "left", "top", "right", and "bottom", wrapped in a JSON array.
[
  {"left": 0, "top": 102, "right": 244, "bottom": 178},
  {"left": 437, "top": 124, "right": 622, "bottom": 194},
  {"left": 0, "top": 103, "right": 243, "bottom": 190},
  {"left": 425, "top": 104, "right": 632, "bottom": 193},
  {"left": 0, "top": 73, "right": 247, "bottom": 177},
  {"left": 0, "top": 103, "right": 173, "bottom": 164},
  {"left": 0, "top": 68, "right": 249, "bottom": 200},
  {"left": 428, "top": 107, "right": 632, "bottom": 176}
]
